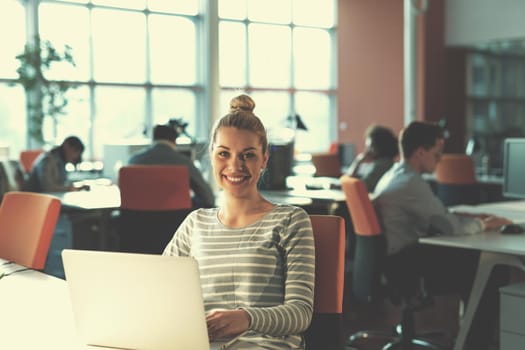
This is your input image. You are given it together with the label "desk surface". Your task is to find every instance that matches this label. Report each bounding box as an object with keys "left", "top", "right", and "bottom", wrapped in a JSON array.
[
  {"left": 419, "top": 200, "right": 525, "bottom": 350},
  {"left": 49, "top": 184, "right": 121, "bottom": 210},
  {"left": 50, "top": 176, "right": 345, "bottom": 211},
  {"left": 422, "top": 200, "right": 525, "bottom": 255},
  {"left": 420, "top": 231, "right": 525, "bottom": 256},
  {"left": 0, "top": 264, "right": 100, "bottom": 349}
]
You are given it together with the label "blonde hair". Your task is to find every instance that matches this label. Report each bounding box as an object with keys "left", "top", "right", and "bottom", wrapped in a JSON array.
[{"left": 210, "top": 94, "right": 268, "bottom": 154}]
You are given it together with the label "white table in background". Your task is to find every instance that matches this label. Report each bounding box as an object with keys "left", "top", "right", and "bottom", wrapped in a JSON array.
[{"left": 419, "top": 200, "right": 525, "bottom": 350}]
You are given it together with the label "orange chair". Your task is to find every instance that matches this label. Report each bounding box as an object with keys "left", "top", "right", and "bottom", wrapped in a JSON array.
[
  {"left": 434, "top": 154, "right": 479, "bottom": 206},
  {"left": 435, "top": 154, "right": 476, "bottom": 184},
  {"left": 19, "top": 149, "right": 44, "bottom": 173},
  {"left": 340, "top": 176, "right": 446, "bottom": 350},
  {"left": 328, "top": 142, "right": 339, "bottom": 154},
  {"left": 0, "top": 191, "right": 61, "bottom": 269},
  {"left": 117, "top": 165, "right": 192, "bottom": 254},
  {"left": 305, "top": 214, "right": 346, "bottom": 350},
  {"left": 340, "top": 176, "right": 383, "bottom": 302},
  {"left": 311, "top": 152, "right": 342, "bottom": 178}
]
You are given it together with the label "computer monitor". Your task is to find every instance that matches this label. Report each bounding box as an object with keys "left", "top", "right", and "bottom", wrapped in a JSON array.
[
  {"left": 103, "top": 141, "right": 148, "bottom": 182},
  {"left": 174, "top": 144, "right": 196, "bottom": 162},
  {"left": 258, "top": 142, "right": 295, "bottom": 190},
  {"left": 502, "top": 138, "right": 525, "bottom": 199},
  {"left": 337, "top": 143, "right": 355, "bottom": 168}
]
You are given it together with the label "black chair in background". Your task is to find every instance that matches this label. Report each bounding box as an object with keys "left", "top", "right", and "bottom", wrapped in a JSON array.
[{"left": 341, "top": 176, "right": 448, "bottom": 350}]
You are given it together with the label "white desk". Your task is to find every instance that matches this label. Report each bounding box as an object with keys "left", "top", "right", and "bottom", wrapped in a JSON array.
[
  {"left": 46, "top": 183, "right": 121, "bottom": 254},
  {"left": 419, "top": 200, "right": 525, "bottom": 350},
  {"left": 48, "top": 181, "right": 121, "bottom": 211},
  {"left": 0, "top": 264, "right": 106, "bottom": 349}
]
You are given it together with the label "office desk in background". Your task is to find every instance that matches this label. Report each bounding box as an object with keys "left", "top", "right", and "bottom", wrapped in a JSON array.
[
  {"left": 44, "top": 180, "right": 121, "bottom": 275},
  {"left": 420, "top": 200, "right": 525, "bottom": 350},
  {"left": 49, "top": 177, "right": 341, "bottom": 252},
  {"left": 424, "top": 172, "right": 505, "bottom": 203},
  {"left": 262, "top": 188, "right": 345, "bottom": 215},
  {"left": 277, "top": 175, "right": 346, "bottom": 214}
]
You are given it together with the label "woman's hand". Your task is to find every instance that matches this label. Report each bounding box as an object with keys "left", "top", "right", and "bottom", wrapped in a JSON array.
[{"left": 206, "top": 309, "right": 250, "bottom": 341}]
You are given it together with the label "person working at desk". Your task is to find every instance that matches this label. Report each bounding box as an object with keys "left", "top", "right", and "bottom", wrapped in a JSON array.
[
  {"left": 346, "top": 124, "right": 398, "bottom": 192},
  {"left": 24, "top": 136, "right": 88, "bottom": 192},
  {"left": 163, "top": 94, "right": 315, "bottom": 349},
  {"left": 128, "top": 124, "right": 215, "bottom": 208},
  {"left": 373, "top": 121, "right": 512, "bottom": 350}
]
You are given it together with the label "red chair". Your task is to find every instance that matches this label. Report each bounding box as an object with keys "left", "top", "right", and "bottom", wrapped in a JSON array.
[
  {"left": 19, "top": 149, "right": 44, "bottom": 173},
  {"left": 0, "top": 191, "right": 61, "bottom": 269},
  {"left": 305, "top": 214, "right": 346, "bottom": 349},
  {"left": 117, "top": 165, "right": 192, "bottom": 254}
]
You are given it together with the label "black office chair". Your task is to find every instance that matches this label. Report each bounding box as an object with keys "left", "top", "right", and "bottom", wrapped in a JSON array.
[{"left": 341, "top": 176, "right": 449, "bottom": 350}]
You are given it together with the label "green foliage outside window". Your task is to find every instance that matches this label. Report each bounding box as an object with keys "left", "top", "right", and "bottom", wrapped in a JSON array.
[{"left": 14, "top": 36, "right": 76, "bottom": 145}]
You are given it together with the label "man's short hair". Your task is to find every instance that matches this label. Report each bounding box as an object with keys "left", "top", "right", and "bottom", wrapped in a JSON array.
[
  {"left": 400, "top": 121, "right": 444, "bottom": 159},
  {"left": 62, "top": 136, "right": 85, "bottom": 152},
  {"left": 153, "top": 125, "right": 177, "bottom": 142}
]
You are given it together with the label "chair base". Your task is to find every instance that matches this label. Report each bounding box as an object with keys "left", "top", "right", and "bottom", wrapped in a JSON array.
[{"left": 347, "top": 322, "right": 449, "bottom": 350}]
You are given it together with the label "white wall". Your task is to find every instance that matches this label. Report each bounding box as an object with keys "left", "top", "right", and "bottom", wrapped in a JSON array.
[{"left": 446, "top": 0, "right": 525, "bottom": 46}]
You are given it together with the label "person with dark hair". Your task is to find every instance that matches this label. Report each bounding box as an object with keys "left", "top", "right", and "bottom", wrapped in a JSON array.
[
  {"left": 373, "top": 121, "right": 511, "bottom": 350},
  {"left": 163, "top": 94, "right": 315, "bottom": 349},
  {"left": 346, "top": 124, "right": 398, "bottom": 192},
  {"left": 24, "top": 136, "right": 86, "bottom": 192},
  {"left": 128, "top": 124, "right": 215, "bottom": 208}
]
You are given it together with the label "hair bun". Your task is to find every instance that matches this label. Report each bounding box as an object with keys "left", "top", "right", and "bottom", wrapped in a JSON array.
[{"left": 229, "top": 94, "right": 255, "bottom": 113}]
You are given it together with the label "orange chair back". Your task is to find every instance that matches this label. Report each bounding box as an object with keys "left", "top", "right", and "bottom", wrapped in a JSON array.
[
  {"left": 434, "top": 154, "right": 476, "bottom": 185},
  {"left": 118, "top": 165, "right": 192, "bottom": 211},
  {"left": 309, "top": 214, "right": 346, "bottom": 314},
  {"left": 340, "top": 176, "right": 384, "bottom": 303},
  {"left": 340, "top": 175, "right": 381, "bottom": 236},
  {"left": 0, "top": 191, "right": 61, "bottom": 269},
  {"left": 328, "top": 142, "right": 339, "bottom": 154},
  {"left": 19, "top": 149, "right": 44, "bottom": 173},
  {"left": 311, "top": 152, "right": 342, "bottom": 178}
]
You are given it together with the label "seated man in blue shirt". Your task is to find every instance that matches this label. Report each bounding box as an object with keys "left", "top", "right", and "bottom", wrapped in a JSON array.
[
  {"left": 373, "top": 121, "right": 511, "bottom": 350},
  {"left": 128, "top": 124, "right": 215, "bottom": 208}
]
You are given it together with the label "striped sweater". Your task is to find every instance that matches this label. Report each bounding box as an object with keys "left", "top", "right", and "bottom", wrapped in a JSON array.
[{"left": 163, "top": 205, "right": 315, "bottom": 349}]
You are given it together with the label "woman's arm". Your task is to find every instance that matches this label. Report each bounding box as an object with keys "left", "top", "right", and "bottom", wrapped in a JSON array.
[{"left": 242, "top": 209, "right": 315, "bottom": 336}]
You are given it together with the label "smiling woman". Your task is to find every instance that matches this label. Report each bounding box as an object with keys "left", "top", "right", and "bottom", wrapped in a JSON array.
[{"left": 163, "top": 94, "right": 316, "bottom": 350}]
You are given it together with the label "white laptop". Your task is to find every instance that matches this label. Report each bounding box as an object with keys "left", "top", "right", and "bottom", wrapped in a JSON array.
[{"left": 62, "top": 249, "right": 227, "bottom": 350}]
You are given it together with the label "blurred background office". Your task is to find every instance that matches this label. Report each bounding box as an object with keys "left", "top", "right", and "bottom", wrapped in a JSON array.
[{"left": 1, "top": 0, "right": 525, "bottom": 183}]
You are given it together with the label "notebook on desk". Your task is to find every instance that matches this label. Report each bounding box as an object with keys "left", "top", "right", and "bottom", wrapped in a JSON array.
[{"left": 62, "top": 249, "right": 227, "bottom": 350}]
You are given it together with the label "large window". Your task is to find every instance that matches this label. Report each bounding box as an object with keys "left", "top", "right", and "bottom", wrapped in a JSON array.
[
  {"left": 218, "top": 0, "right": 337, "bottom": 153},
  {"left": 0, "top": 0, "right": 26, "bottom": 158},
  {"left": 1, "top": 0, "right": 337, "bottom": 161},
  {"left": 37, "top": 0, "right": 202, "bottom": 160}
]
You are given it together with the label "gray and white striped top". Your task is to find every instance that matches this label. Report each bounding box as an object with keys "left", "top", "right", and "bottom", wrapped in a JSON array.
[{"left": 163, "top": 205, "right": 315, "bottom": 349}]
